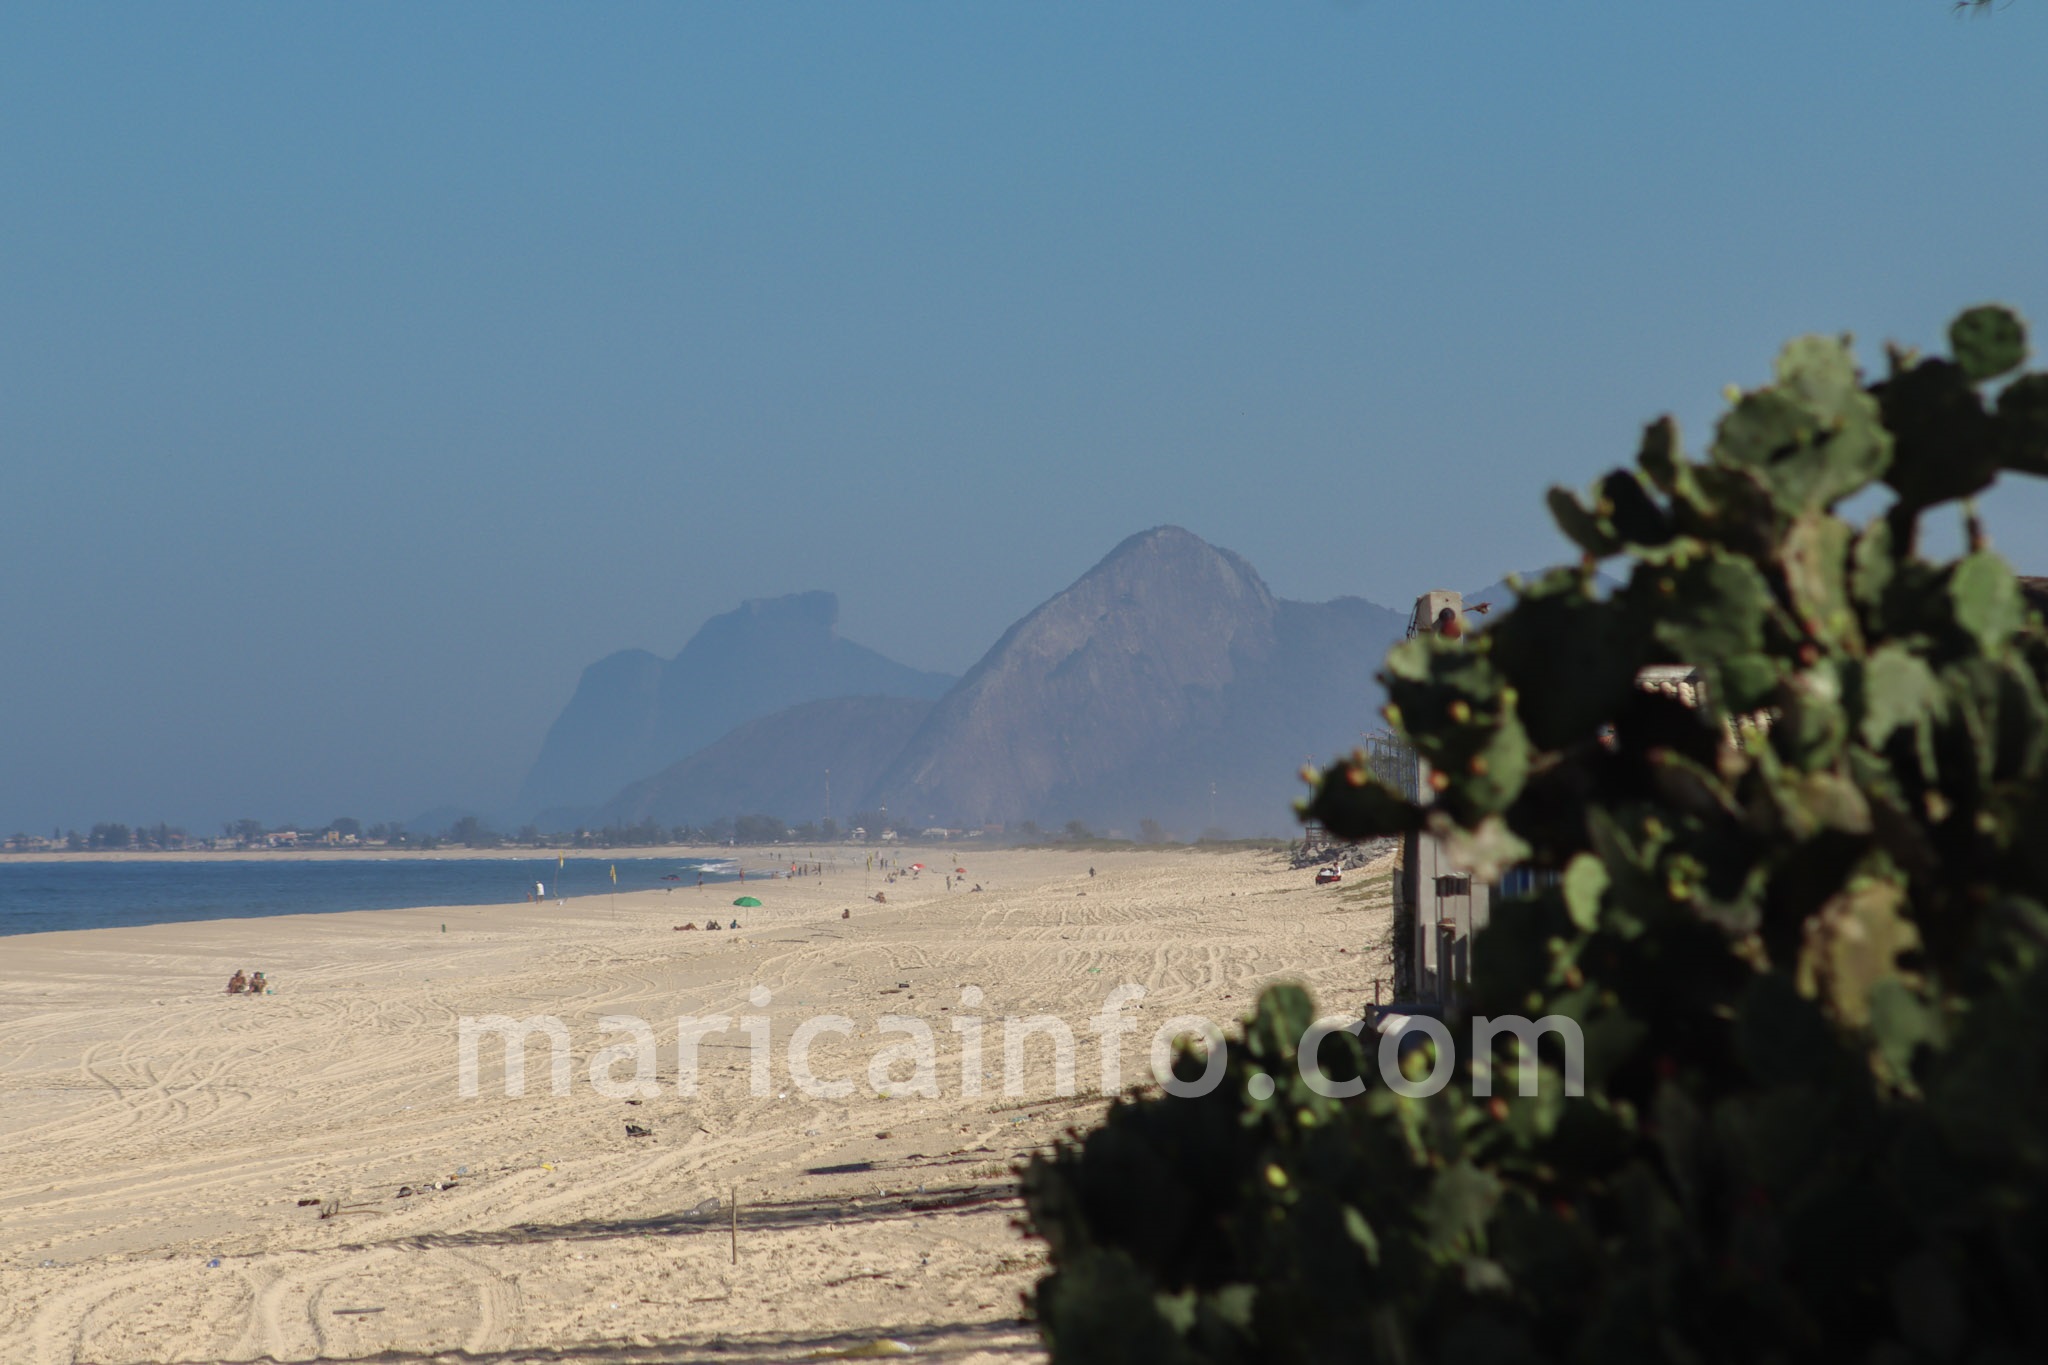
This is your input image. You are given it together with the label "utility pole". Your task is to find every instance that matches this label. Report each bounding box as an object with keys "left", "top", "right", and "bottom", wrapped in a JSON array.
[{"left": 824, "top": 768, "right": 831, "bottom": 826}]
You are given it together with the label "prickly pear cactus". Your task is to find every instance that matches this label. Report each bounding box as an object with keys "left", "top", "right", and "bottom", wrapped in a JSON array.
[{"left": 1022, "top": 306, "right": 2048, "bottom": 1364}]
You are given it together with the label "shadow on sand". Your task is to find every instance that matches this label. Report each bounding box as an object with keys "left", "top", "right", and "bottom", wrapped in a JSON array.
[
  {"left": 240, "top": 1315, "right": 1041, "bottom": 1363},
  {"left": 362, "top": 1181, "right": 1023, "bottom": 1255}
]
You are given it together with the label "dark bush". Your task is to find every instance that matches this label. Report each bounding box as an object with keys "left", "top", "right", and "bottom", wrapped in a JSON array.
[{"left": 1023, "top": 307, "right": 2048, "bottom": 1364}]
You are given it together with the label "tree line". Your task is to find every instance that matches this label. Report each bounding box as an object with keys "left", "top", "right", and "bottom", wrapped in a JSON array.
[{"left": 13, "top": 811, "right": 1240, "bottom": 852}]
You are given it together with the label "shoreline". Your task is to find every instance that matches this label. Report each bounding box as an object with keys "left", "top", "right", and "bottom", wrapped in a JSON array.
[
  {"left": 0, "top": 843, "right": 860, "bottom": 865},
  {"left": 0, "top": 838, "right": 1286, "bottom": 866},
  {"left": 0, "top": 843, "right": 993, "bottom": 942}
]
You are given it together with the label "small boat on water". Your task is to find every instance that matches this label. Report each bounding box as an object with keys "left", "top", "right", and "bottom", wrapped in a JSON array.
[{"left": 1314, "top": 865, "right": 1343, "bottom": 886}]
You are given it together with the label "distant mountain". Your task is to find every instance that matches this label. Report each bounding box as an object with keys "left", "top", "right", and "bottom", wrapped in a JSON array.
[
  {"left": 517, "top": 650, "right": 665, "bottom": 824},
  {"left": 512, "top": 592, "right": 954, "bottom": 822},
  {"left": 557, "top": 533, "right": 1579, "bottom": 838},
  {"left": 1112, "top": 593, "right": 1412, "bottom": 833},
  {"left": 856, "top": 527, "right": 1409, "bottom": 836},
  {"left": 597, "top": 695, "right": 934, "bottom": 830}
]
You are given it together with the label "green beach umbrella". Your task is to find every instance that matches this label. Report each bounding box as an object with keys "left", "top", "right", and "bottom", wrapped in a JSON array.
[{"left": 732, "top": 895, "right": 762, "bottom": 908}]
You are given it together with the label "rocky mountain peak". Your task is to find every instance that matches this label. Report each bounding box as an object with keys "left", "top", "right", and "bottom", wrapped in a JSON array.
[{"left": 866, "top": 527, "right": 1284, "bottom": 828}]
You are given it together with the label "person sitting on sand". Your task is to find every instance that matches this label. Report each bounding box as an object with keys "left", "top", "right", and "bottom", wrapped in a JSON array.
[
  {"left": 226, "top": 970, "right": 247, "bottom": 995},
  {"left": 248, "top": 971, "right": 267, "bottom": 995},
  {"left": 841, "top": 907, "right": 850, "bottom": 919},
  {"left": 729, "top": 919, "right": 739, "bottom": 929}
]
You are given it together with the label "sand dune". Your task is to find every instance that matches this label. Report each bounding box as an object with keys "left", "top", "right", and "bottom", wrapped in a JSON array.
[{"left": 0, "top": 847, "right": 1393, "bottom": 1363}]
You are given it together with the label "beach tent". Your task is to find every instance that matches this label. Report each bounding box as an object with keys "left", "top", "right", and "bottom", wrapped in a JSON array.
[{"left": 732, "top": 895, "right": 762, "bottom": 907}]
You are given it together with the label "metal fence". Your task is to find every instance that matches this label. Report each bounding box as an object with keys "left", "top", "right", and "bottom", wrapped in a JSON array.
[{"left": 1362, "top": 728, "right": 1420, "bottom": 803}]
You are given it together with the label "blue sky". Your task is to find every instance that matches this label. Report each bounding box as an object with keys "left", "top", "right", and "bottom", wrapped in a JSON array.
[{"left": 3, "top": 2, "right": 2045, "bottom": 834}]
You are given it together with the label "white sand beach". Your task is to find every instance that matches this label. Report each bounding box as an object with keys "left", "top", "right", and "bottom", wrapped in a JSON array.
[{"left": 0, "top": 846, "right": 1393, "bottom": 1364}]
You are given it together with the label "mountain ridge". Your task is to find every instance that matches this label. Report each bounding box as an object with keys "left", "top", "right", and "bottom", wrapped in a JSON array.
[
  {"left": 511, "top": 591, "right": 954, "bottom": 822},
  {"left": 523, "top": 533, "right": 1587, "bottom": 839},
  {"left": 597, "top": 695, "right": 935, "bottom": 831},
  {"left": 861, "top": 526, "right": 1295, "bottom": 830}
]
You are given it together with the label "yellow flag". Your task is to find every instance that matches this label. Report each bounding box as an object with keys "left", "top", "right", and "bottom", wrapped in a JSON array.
[
  {"left": 558, "top": 853, "right": 564, "bottom": 870},
  {"left": 610, "top": 864, "right": 617, "bottom": 884}
]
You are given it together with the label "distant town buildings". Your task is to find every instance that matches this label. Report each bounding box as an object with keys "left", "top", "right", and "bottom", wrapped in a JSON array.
[{"left": 1, "top": 824, "right": 380, "bottom": 854}]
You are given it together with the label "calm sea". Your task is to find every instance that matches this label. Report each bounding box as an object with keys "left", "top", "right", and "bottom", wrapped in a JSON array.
[{"left": 0, "top": 856, "right": 744, "bottom": 937}]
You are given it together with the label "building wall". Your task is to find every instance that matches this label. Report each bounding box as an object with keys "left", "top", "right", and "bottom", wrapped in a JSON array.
[{"left": 1407, "top": 755, "right": 1491, "bottom": 1003}]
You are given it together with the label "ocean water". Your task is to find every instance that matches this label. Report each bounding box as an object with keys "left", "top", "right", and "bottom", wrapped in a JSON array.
[{"left": 0, "top": 856, "right": 746, "bottom": 937}]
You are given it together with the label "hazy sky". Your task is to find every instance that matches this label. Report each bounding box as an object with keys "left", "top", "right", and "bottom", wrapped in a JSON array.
[{"left": 4, "top": 3, "right": 2045, "bottom": 835}]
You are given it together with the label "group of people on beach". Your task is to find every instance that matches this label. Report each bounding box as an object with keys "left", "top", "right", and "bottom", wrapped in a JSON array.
[{"left": 225, "top": 970, "right": 268, "bottom": 995}]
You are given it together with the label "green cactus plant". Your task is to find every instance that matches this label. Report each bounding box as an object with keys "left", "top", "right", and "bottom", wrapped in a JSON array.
[{"left": 1021, "top": 306, "right": 2048, "bottom": 1364}]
